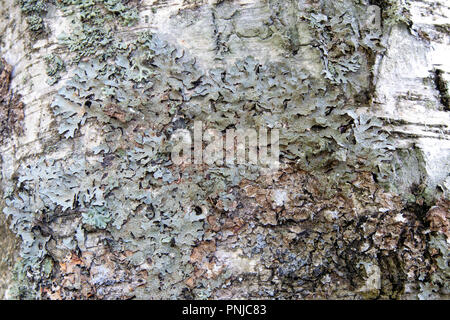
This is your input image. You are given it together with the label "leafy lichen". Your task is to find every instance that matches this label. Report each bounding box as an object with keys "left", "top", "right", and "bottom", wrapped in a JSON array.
[
  {"left": 44, "top": 54, "right": 65, "bottom": 85},
  {"left": 19, "top": 0, "right": 47, "bottom": 35},
  {"left": 82, "top": 206, "right": 111, "bottom": 229},
  {"left": 55, "top": 0, "right": 138, "bottom": 62}
]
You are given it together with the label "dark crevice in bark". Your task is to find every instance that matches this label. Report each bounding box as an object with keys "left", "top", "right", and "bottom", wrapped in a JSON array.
[{"left": 434, "top": 68, "right": 449, "bottom": 111}]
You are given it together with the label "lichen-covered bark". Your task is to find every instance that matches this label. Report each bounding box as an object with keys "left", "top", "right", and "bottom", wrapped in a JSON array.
[
  {"left": 0, "top": 201, "right": 19, "bottom": 299},
  {"left": 0, "top": 0, "right": 448, "bottom": 299}
]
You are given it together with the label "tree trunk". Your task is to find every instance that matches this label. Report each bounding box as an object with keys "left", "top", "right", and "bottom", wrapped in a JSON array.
[{"left": 0, "top": 0, "right": 449, "bottom": 299}]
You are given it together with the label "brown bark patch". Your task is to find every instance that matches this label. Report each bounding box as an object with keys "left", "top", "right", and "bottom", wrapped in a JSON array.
[{"left": 0, "top": 58, "right": 24, "bottom": 141}]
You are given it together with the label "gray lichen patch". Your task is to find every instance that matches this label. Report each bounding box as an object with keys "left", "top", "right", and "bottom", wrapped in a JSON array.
[
  {"left": 54, "top": 0, "right": 139, "bottom": 63},
  {"left": 44, "top": 54, "right": 65, "bottom": 85},
  {"left": 19, "top": 0, "right": 48, "bottom": 36}
]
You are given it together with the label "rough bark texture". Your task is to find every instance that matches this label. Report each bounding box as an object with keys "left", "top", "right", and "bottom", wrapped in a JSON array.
[{"left": 0, "top": 0, "right": 449, "bottom": 299}]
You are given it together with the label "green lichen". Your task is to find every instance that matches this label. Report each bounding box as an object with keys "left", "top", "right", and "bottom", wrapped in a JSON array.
[
  {"left": 55, "top": 0, "right": 138, "bottom": 62},
  {"left": 102, "top": 0, "right": 139, "bottom": 26},
  {"left": 44, "top": 54, "right": 65, "bottom": 85},
  {"left": 26, "top": 14, "right": 44, "bottom": 31},
  {"left": 8, "top": 259, "right": 39, "bottom": 300},
  {"left": 19, "top": 0, "right": 47, "bottom": 35},
  {"left": 304, "top": 7, "right": 363, "bottom": 85},
  {"left": 58, "top": 24, "right": 115, "bottom": 63},
  {"left": 82, "top": 206, "right": 111, "bottom": 229}
]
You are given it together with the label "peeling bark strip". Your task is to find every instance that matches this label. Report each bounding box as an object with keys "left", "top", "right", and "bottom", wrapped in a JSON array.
[
  {"left": 0, "top": 58, "right": 24, "bottom": 142},
  {"left": 0, "top": 0, "right": 449, "bottom": 300}
]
